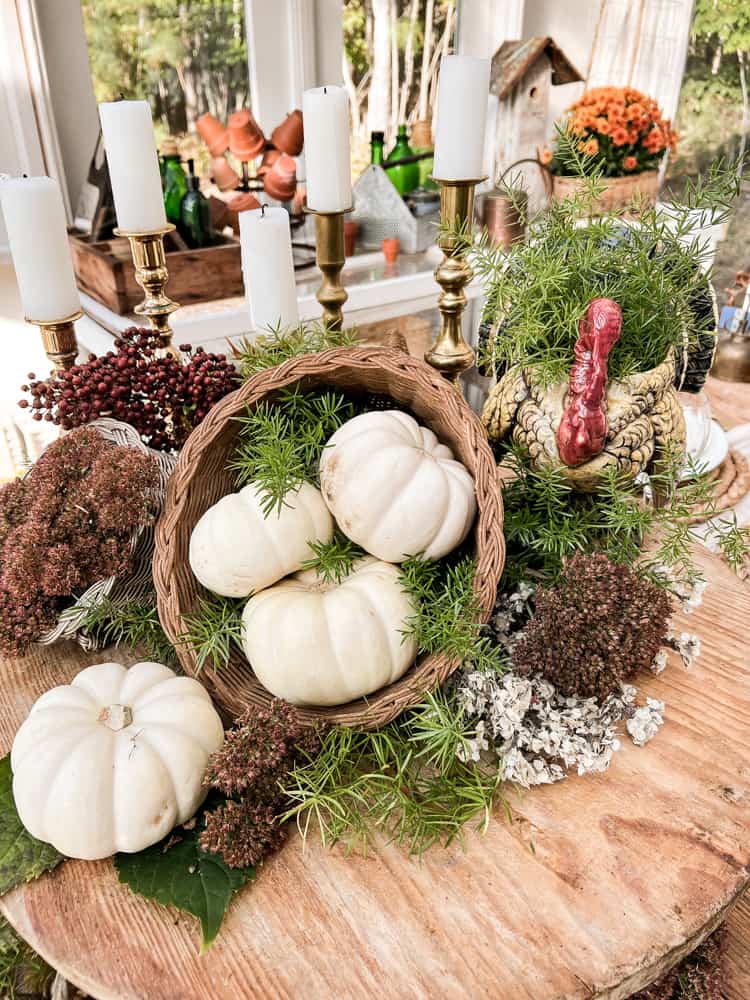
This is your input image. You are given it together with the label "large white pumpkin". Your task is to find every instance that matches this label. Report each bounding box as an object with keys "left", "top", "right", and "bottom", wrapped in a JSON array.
[
  {"left": 189, "top": 481, "right": 333, "bottom": 597},
  {"left": 242, "top": 557, "right": 417, "bottom": 706},
  {"left": 319, "top": 410, "right": 477, "bottom": 562},
  {"left": 11, "top": 661, "right": 224, "bottom": 860}
]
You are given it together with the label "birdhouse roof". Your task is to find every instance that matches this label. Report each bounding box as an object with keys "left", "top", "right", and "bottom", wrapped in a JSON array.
[{"left": 491, "top": 37, "right": 584, "bottom": 99}]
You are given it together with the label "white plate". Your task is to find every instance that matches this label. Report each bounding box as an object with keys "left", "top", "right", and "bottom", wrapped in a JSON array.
[{"left": 680, "top": 419, "right": 729, "bottom": 480}]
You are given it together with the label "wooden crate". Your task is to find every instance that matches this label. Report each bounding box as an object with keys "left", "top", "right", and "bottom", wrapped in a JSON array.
[{"left": 68, "top": 230, "right": 243, "bottom": 314}]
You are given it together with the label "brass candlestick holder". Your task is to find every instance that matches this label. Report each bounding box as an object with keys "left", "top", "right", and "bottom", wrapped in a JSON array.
[
  {"left": 306, "top": 207, "right": 352, "bottom": 331},
  {"left": 425, "top": 177, "right": 486, "bottom": 389},
  {"left": 113, "top": 223, "right": 179, "bottom": 356},
  {"left": 26, "top": 310, "right": 83, "bottom": 371}
]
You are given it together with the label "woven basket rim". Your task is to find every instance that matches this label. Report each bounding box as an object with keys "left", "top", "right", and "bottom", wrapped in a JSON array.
[{"left": 153, "top": 345, "right": 505, "bottom": 729}]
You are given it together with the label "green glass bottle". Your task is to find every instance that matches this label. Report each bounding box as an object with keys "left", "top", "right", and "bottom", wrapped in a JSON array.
[
  {"left": 160, "top": 137, "right": 187, "bottom": 225},
  {"left": 385, "top": 124, "right": 420, "bottom": 196},
  {"left": 181, "top": 158, "right": 212, "bottom": 248},
  {"left": 370, "top": 131, "right": 385, "bottom": 166}
]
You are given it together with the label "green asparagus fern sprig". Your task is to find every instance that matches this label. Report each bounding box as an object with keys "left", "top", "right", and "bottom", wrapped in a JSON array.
[
  {"left": 235, "top": 322, "right": 359, "bottom": 379},
  {"left": 228, "top": 386, "right": 355, "bottom": 515},
  {"left": 300, "top": 533, "right": 366, "bottom": 584},
  {"left": 178, "top": 593, "right": 245, "bottom": 674},
  {"left": 80, "top": 595, "right": 177, "bottom": 665},
  {"left": 281, "top": 688, "right": 504, "bottom": 856}
]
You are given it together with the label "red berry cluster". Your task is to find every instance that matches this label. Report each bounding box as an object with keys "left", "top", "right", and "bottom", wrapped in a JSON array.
[{"left": 18, "top": 327, "right": 239, "bottom": 451}]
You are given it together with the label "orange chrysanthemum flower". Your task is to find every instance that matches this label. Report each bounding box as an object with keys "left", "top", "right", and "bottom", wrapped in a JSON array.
[
  {"left": 623, "top": 155, "right": 638, "bottom": 171},
  {"left": 611, "top": 127, "right": 629, "bottom": 147}
]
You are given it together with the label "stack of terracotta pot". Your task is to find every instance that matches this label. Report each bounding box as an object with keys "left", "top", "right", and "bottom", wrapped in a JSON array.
[{"left": 196, "top": 108, "right": 304, "bottom": 205}]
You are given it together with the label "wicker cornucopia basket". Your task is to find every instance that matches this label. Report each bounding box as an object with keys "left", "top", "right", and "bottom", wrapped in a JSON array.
[{"left": 154, "top": 346, "right": 505, "bottom": 728}]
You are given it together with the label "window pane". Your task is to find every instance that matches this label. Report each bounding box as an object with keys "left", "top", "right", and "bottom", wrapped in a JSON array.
[
  {"left": 80, "top": 0, "right": 250, "bottom": 146},
  {"left": 343, "top": 0, "right": 456, "bottom": 172}
]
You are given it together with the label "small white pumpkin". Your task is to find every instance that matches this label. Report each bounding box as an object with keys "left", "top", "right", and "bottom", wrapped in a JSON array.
[
  {"left": 242, "top": 557, "right": 417, "bottom": 706},
  {"left": 319, "top": 410, "right": 476, "bottom": 562},
  {"left": 189, "top": 481, "right": 333, "bottom": 597},
  {"left": 11, "top": 661, "right": 224, "bottom": 860}
]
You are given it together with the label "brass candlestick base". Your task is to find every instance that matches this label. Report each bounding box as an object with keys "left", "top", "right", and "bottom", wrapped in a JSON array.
[
  {"left": 114, "top": 224, "right": 180, "bottom": 357},
  {"left": 712, "top": 333, "right": 750, "bottom": 382},
  {"left": 425, "top": 177, "right": 486, "bottom": 389},
  {"left": 26, "top": 310, "right": 83, "bottom": 371},
  {"left": 306, "top": 207, "right": 352, "bottom": 331}
]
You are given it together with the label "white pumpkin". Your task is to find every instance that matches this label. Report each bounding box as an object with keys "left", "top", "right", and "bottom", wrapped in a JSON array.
[
  {"left": 242, "top": 557, "right": 417, "bottom": 706},
  {"left": 11, "top": 661, "right": 224, "bottom": 860},
  {"left": 189, "top": 481, "right": 333, "bottom": 597},
  {"left": 319, "top": 410, "right": 476, "bottom": 562}
]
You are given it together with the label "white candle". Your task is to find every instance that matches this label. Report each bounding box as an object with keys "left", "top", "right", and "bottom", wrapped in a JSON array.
[
  {"left": 433, "top": 55, "right": 491, "bottom": 180},
  {"left": 0, "top": 176, "right": 80, "bottom": 321},
  {"left": 302, "top": 86, "right": 352, "bottom": 212},
  {"left": 240, "top": 206, "right": 300, "bottom": 331},
  {"left": 99, "top": 100, "right": 166, "bottom": 232}
]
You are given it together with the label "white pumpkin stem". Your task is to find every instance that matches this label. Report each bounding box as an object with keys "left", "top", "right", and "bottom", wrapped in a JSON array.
[{"left": 98, "top": 704, "right": 133, "bottom": 731}]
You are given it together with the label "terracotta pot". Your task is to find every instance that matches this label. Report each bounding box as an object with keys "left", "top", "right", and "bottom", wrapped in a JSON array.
[
  {"left": 344, "top": 220, "right": 359, "bottom": 258},
  {"left": 382, "top": 237, "right": 400, "bottom": 263},
  {"left": 552, "top": 170, "right": 660, "bottom": 215},
  {"left": 226, "top": 192, "right": 262, "bottom": 234},
  {"left": 257, "top": 147, "right": 282, "bottom": 175},
  {"left": 228, "top": 109, "right": 265, "bottom": 161},
  {"left": 196, "top": 113, "right": 229, "bottom": 156},
  {"left": 271, "top": 109, "right": 304, "bottom": 156},
  {"left": 210, "top": 155, "right": 240, "bottom": 192},
  {"left": 262, "top": 153, "right": 297, "bottom": 202},
  {"left": 410, "top": 119, "right": 433, "bottom": 149}
]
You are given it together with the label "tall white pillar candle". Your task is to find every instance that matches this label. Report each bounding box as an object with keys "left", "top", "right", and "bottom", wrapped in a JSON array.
[
  {"left": 0, "top": 176, "right": 80, "bottom": 321},
  {"left": 240, "top": 206, "right": 300, "bottom": 331},
  {"left": 433, "top": 56, "right": 491, "bottom": 179},
  {"left": 302, "top": 86, "right": 352, "bottom": 212},
  {"left": 99, "top": 100, "right": 166, "bottom": 232}
]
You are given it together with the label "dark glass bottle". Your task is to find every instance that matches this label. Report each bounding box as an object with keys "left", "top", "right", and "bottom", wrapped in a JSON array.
[
  {"left": 181, "top": 158, "right": 212, "bottom": 248},
  {"left": 160, "top": 137, "right": 187, "bottom": 225},
  {"left": 385, "top": 125, "right": 419, "bottom": 196},
  {"left": 370, "top": 131, "right": 385, "bottom": 166}
]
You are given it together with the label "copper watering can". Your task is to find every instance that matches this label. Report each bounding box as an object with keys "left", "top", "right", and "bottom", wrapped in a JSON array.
[{"left": 482, "top": 157, "right": 552, "bottom": 247}]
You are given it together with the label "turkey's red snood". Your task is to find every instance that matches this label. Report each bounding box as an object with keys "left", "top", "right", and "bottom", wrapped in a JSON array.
[{"left": 556, "top": 298, "right": 622, "bottom": 467}]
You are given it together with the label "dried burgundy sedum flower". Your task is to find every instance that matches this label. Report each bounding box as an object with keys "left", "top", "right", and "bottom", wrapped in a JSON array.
[
  {"left": 0, "top": 426, "right": 159, "bottom": 657},
  {"left": 512, "top": 552, "right": 672, "bottom": 700},
  {"left": 632, "top": 924, "right": 726, "bottom": 999},
  {"left": 19, "top": 327, "right": 239, "bottom": 451},
  {"left": 201, "top": 700, "right": 323, "bottom": 869}
]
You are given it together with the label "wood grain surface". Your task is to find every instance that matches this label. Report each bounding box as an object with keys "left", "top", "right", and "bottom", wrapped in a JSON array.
[
  {"left": 0, "top": 543, "right": 748, "bottom": 1000},
  {"left": 0, "top": 375, "right": 749, "bottom": 1000}
]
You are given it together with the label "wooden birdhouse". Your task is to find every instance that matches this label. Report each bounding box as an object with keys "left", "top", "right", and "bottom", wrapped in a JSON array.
[{"left": 489, "top": 37, "right": 583, "bottom": 198}]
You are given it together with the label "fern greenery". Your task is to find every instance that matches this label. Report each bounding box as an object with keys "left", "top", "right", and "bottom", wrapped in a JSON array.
[
  {"left": 234, "top": 321, "right": 358, "bottom": 379},
  {"left": 466, "top": 150, "right": 739, "bottom": 386},
  {"left": 228, "top": 387, "right": 355, "bottom": 515},
  {"left": 80, "top": 595, "right": 177, "bottom": 665}
]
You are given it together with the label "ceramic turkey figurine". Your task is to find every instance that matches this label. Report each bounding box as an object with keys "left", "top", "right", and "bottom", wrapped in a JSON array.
[
  {"left": 556, "top": 298, "right": 622, "bottom": 467},
  {"left": 482, "top": 297, "right": 688, "bottom": 492}
]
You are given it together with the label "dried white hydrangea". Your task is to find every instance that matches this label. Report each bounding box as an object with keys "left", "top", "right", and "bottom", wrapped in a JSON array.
[
  {"left": 626, "top": 698, "right": 665, "bottom": 746},
  {"left": 648, "top": 562, "right": 708, "bottom": 614},
  {"left": 650, "top": 649, "right": 668, "bottom": 675},
  {"left": 667, "top": 631, "right": 701, "bottom": 668},
  {"left": 455, "top": 670, "right": 646, "bottom": 788}
]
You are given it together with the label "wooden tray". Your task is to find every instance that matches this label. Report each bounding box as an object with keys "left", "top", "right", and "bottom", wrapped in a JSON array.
[
  {"left": 2, "top": 546, "right": 750, "bottom": 999},
  {"left": 68, "top": 230, "right": 244, "bottom": 314}
]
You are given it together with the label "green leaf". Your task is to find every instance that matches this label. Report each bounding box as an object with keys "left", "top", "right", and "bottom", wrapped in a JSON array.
[
  {"left": 0, "top": 755, "right": 63, "bottom": 895},
  {"left": 115, "top": 818, "right": 254, "bottom": 952}
]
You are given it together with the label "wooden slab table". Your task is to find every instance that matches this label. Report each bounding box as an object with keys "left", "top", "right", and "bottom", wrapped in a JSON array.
[{"left": 1, "top": 382, "right": 749, "bottom": 1000}]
